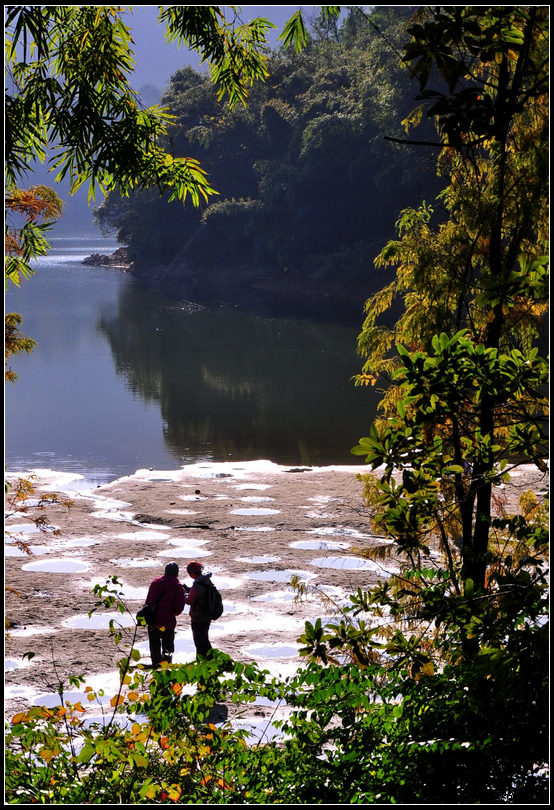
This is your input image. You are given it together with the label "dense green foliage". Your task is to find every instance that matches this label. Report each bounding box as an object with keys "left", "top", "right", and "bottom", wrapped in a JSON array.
[
  {"left": 354, "top": 4, "right": 548, "bottom": 589},
  {"left": 95, "top": 7, "right": 440, "bottom": 300},
  {"left": 5, "top": 562, "right": 548, "bottom": 803},
  {"left": 4, "top": 5, "right": 294, "bottom": 205}
]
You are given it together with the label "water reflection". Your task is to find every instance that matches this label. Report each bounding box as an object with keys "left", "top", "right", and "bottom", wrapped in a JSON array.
[
  {"left": 5, "top": 240, "right": 377, "bottom": 480},
  {"left": 97, "top": 281, "right": 377, "bottom": 466}
]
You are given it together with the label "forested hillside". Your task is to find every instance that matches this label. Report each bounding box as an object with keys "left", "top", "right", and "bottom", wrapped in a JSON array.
[{"left": 95, "top": 7, "right": 441, "bottom": 316}]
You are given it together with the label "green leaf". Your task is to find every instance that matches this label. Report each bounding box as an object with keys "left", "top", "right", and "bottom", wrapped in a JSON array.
[
  {"left": 278, "top": 11, "right": 307, "bottom": 53},
  {"left": 75, "top": 741, "right": 96, "bottom": 763}
]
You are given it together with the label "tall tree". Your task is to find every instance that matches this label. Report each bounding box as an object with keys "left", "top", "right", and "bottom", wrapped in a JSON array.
[
  {"left": 297, "top": 8, "right": 548, "bottom": 799},
  {"left": 355, "top": 5, "right": 548, "bottom": 591}
]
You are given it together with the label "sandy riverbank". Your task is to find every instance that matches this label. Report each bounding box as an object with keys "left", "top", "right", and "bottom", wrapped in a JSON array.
[{"left": 5, "top": 460, "right": 548, "bottom": 726}]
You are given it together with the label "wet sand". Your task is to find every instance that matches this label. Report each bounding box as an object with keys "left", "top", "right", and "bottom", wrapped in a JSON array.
[{"left": 5, "top": 460, "right": 548, "bottom": 725}]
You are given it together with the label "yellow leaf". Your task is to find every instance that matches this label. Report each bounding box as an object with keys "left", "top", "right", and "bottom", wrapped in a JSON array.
[
  {"left": 127, "top": 691, "right": 139, "bottom": 701},
  {"left": 172, "top": 683, "right": 182, "bottom": 695},
  {"left": 39, "top": 748, "right": 55, "bottom": 763},
  {"left": 110, "top": 694, "right": 125, "bottom": 707},
  {"left": 168, "top": 785, "right": 182, "bottom": 801}
]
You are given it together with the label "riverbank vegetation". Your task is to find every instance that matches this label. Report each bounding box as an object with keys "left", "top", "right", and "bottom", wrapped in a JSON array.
[{"left": 5, "top": 5, "right": 549, "bottom": 804}]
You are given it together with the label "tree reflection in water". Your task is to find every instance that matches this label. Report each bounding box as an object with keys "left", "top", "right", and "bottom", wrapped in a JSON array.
[{"left": 97, "top": 281, "right": 378, "bottom": 466}]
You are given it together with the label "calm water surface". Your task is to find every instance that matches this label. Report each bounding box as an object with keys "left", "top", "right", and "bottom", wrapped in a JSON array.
[{"left": 5, "top": 236, "right": 378, "bottom": 485}]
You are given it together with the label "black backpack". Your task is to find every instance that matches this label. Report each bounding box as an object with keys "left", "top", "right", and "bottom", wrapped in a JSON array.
[
  {"left": 203, "top": 579, "right": 224, "bottom": 621},
  {"left": 136, "top": 601, "right": 157, "bottom": 626}
]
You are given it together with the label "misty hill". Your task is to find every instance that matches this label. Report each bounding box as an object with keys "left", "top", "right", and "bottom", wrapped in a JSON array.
[{"left": 95, "top": 7, "right": 442, "bottom": 318}]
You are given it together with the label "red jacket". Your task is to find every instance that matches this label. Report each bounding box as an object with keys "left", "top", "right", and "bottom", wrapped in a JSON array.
[
  {"left": 146, "top": 574, "right": 186, "bottom": 631},
  {"left": 184, "top": 573, "right": 212, "bottom": 622}
]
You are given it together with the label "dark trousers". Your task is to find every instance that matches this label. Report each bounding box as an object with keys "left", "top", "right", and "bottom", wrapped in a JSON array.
[
  {"left": 191, "top": 621, "right": 212, "bottom": 659},
  {"left": 148, "top": 626, "right": 175, "bottom": 666}
]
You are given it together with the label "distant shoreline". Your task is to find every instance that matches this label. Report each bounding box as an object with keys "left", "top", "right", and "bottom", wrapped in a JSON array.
[{"left": 82, "top": 246, "right": 131, "bottom": 270}]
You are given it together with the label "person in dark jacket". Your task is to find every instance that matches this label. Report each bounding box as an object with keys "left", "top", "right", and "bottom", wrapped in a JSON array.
[
  {"left": 145, "top": 562, "right": 186, "bottom": 666},
  {"left": 184, "top": 560, "right": 213, "bottom": 659}
]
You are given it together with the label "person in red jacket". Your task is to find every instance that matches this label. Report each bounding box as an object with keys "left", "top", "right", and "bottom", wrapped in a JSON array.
[{"left": 145, "top": 562, "right": 186, "bottom": 666}]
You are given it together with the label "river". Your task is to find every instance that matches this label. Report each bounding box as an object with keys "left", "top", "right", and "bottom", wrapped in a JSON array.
[{"left": 5, "top": 236, "right": 378, "bottom": 485}]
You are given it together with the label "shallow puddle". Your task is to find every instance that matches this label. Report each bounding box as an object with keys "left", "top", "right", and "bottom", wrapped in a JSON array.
[
  {"left": 81, "top": 578, "right": 149, "bottom": 602},
  {"left": 5, "top": 522, "right": 58, "bottom": 535},
  {"left": 5, "top": 683, "right": 37, "bottom": 703},
  {"left": 21, "top": 558, "right": 90, "bottom": 574},
  {"left": 231, "top": 719, "right": 285, "bottom": 744},
  {"left": 90, "top": 510, "right": 136, "bottom": 522},
  {"left": 116, "top": 530, "right": 171, "bottom": 541},
  {"left": 5, "top": 545, "right": 50, "bottom": 557},
  {"left": 236, "top": 525, "right": 275, "bottom": 532},
  {"left": 109, "top": 557, "right": 161, "bottom": 567},
  {"left": 289, "top": 539, "right": 350, "bottom": 551},
  {"left": 158, "top": 546, "right": 212, "bottom": 558},
  {"left": 6, "top": 625, "right": 57, "bottom": 637},
  {"left": 5, "top": 658, "right": 33, "bottom": 672},
  {"left": 57, "top": 537, "right": 100, "bottom": 548},
  {"left": 167, "top": 536, "right": 209, "bottom": 548},
  {"left": 80, "top": 712, "right": 149, "bottom": 730},
  {"left": 234, "top": 483, "right": 272, "bottom": 491},
  {"left": 251, "top": 590, "right": 296, "bottom": 603},
  {"left": 134, "top": 637, "right": 196, "bottom": 664},
  {"left": 308, "top": 526, "right": 384, "bottom": 541},
  {"left": 211, "top": 614, "right": 302, "bottom": 635},
  {"left": 244, "top": 643, "right": 300, "bottom": 659},
  {"left": 309, "top": 555, "right": 383, "bottom": 571},
  {"left": 85, "top": 582, "right": 146, "bottom": 601},
  {"left": 235, "top": 555, "right": 280, "bottom": 564},
  {"left": 231, "top": 507, "right": 280, "bottom": 516},
  {"left": 207, "top": 574, "right": 243, "bottom": 590},
  {"left": 62, "top": 611, "right": 136, "bottom": 630},
  {"left": 247, "top": 569, "right": 315, "bottom": 583},
  {"left": 33, "top": 689, "right": 109, "bottom": 709},
  {"left": 165, "top": 508, "right": 198, "bottom": 515}
]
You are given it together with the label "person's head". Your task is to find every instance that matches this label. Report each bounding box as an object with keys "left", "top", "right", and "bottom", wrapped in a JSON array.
[
  {"left": 187, "top": 561, "right": 203, "bottom": 579},
  {"left": 165, "top": 562, "right": 179, "bottom": 577}
]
